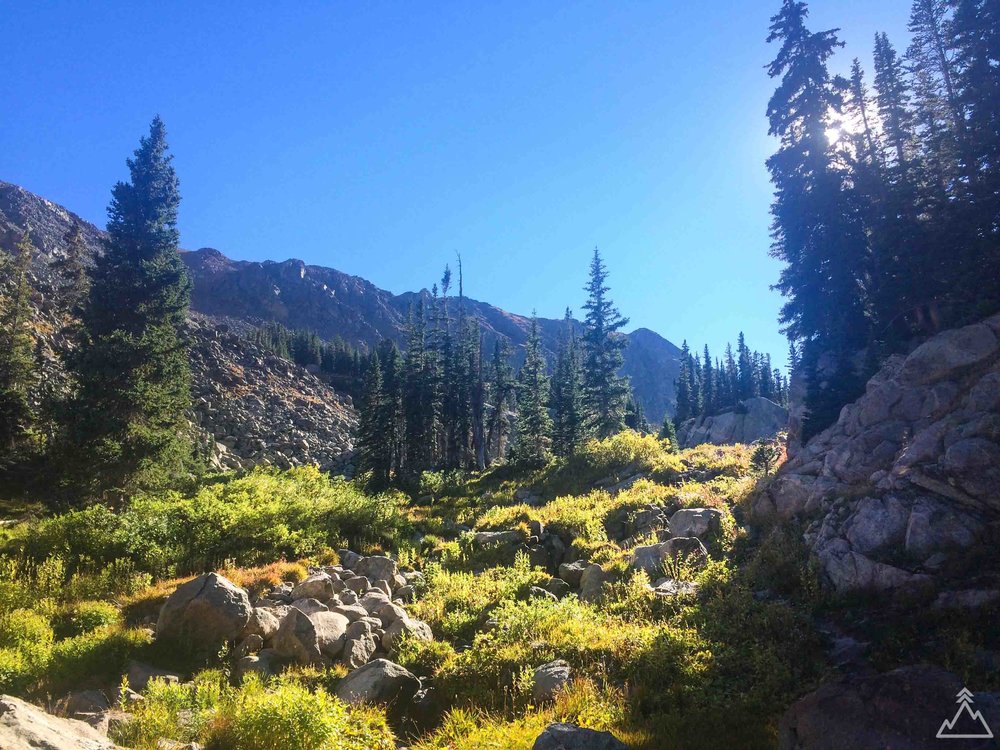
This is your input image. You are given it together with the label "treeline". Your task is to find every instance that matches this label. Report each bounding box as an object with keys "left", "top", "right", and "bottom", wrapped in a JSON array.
[
  {"left": 765, "top": 0, "right": 1000, "bottom": 439},
  {"left": 0, "top": 118, "right": 196, "bottom": 505},
  {"left": 674, "top": 334, "right": 790, "bottom": 423},
  {"left": 357, "top": 250, "right": 643, "bottom": 487},
  {"left": 250, "top": 323, "right": 366, "bottom": 378}
]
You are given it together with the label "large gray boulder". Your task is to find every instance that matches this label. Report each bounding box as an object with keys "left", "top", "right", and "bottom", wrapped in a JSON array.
[
  {"left": 156, "top": 573, "right": 251, "bottom": 650},
  {"left": 353, "top": 556, "right": 398, "bottom": 584},
  {"left": 578, "top": 564, "right": 606, "bottom": 604},
  {"left": 532, "top": 660, "right": 572, "bottom": 703},
  {"left": 382, "top": 616, "right": 433, "bottom": 652},
  {"left": 335, "top": 659, "right": 420, "bottom": 706},
  {"left": 668, "top": 507, "right": 722, "bottom": 539},
  {"left": 0, "top": 695, "right": 120, "bottom": 750},
  {"left": 272, "top": 608, "right": 350, "bottom": 664},
  {"left": 290, "top": 573, "right": 335, "bottom": 601},
  {"left": 778, "top": 665, "right": 1000, "bottom": 750},
  {"left": 531, "top": 723, "right": 628, "bottom": 750},
  {"left": 629, "top": 537, "right": 708, "bottom": 576}
]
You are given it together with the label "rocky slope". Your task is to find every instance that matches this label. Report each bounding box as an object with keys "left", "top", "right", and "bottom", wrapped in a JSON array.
[
  {"left": 1, "top": 179, "right": 682, "bottom": 424},
  {"left": 0, "top": 181, "right": 357, "bottom": 475},
  {"left": 755, "top": 313, "right": 1000, "bottom": 604}
]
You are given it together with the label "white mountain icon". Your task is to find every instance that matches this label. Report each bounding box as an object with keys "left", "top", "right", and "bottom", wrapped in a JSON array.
[{"left": 937, "top": 687, "right": 994, "bottom": 739}]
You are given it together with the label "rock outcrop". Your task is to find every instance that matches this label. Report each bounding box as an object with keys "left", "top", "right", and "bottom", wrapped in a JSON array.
[
  {"left": 756, "top": 314, "right": 1000, "bottom": 599},
  {"left": 778, "top": 665, "right": 1000, "bottom": 750},
  {"left": 678, "top": 396, "right": 788, "bottom": 447},
  {"left": 0, "top": 695, "right": 120, "bottom": 750}
]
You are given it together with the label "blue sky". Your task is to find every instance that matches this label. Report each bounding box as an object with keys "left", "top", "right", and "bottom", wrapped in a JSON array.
[{"left": 2, "top": 1, "right": 911, "bottom": 365}]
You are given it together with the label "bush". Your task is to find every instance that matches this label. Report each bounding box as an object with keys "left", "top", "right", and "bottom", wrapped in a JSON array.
[
  {"left": 52, "top": 600, "right": 121, "bottom": 638},
  {"left": 5, "top": 467, "right": 408, "bottom": 578},
  {"left": 114, "top": 673, "right": 396, "bottom": 750}
]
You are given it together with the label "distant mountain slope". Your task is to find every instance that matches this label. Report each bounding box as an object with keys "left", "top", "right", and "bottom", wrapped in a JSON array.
[{"left": 0, "top": 180, "right": 681, "bottom": 422}]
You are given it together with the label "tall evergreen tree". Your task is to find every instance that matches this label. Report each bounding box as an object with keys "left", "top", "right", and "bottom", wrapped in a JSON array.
[
  {"left": 551, "top": 309, "right": 585, "bottom": 457},
  {"left": 486, "top": 338, "right": 516, "bottom": 465},
  {"left": 357, "top": 352, "right": 392, "bottom": 487},
  {"left": 69, "top": 117, "right": 194, "bottom": 500},
  {"left": 512, "top": 315, "right": 552, "bottom": 464},
  {"left": 53, "top": 222, "right": 91, "bottom": 319},
  {"left": 0, "top": 231, "right": 38, "bottom": 465},
  {"left": 581, "top": 248, "right": 630, "bottom": 437},
  {"left": 674, "top": 340, "right": 693, "bottom": 422},
  {"left": 766, "top": 0, "right": 870, "bottom": 438}
]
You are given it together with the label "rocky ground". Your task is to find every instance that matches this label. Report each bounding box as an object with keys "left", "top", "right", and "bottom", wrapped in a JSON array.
[{"left": 187, "top": 314, "right": 357, "bottom": 475}]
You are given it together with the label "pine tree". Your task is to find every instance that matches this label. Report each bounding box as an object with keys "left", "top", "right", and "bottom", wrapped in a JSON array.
[
  {"left": 69, "top": 117, "right": 194, "bottom": 500},
  {"left": 674, "top": 340, "right": 693, "bottom": 422},
  {"left": 52, "top": 222, "right": 91, "bottom": 319},
  {"left": 378, "top": 341, "right": 406, "bottom": 479},
  {"left": 357, "top": 352, "right": 392, "bottom": 487},
  {"left": 512, "top": 315, "right": 552, "bottom": 464},
  {"left": 581, "top": 248, "right": 630, "bottom": 437},
  {"left": 766, "top": 0, "right": 870, "bottom": 438},
  {"left": 486, "top": 338, "right": 516, "bottom": 465},
  {"left": 701, "top": 345, "right": 715, "bottom": 415},
  {"left": 0, "top": 231, "right": 38, "bottom": 465},
  {"left": 551, "top": 309, "right": 585, "bottom": 457},
  {"left": 658, "top": 414, "right": 680, "bottom": 452}
]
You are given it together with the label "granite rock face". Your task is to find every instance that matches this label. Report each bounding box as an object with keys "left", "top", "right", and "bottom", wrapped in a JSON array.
[
  {"left": 678, "top": 396, "right": 788, "bottom": 447},
  {"left": 756, "top": 314, "right": 1000, "bottom": 599}
]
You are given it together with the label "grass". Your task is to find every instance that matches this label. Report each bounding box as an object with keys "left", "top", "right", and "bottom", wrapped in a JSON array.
[{"left": 8, "top": 433, "right": 983, "bottom": 749}]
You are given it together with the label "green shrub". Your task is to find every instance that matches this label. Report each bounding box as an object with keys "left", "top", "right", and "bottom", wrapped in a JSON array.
[
  {"left": 52, "top": 600, "right": 121, "bottom": 638},
  {"left": 47, "top": 625, "right": 152, "bottom": 694},
  {"left": 5, "top": 467, "right": 408, "bottom": 578},
  {"left": 210, "top": 677, "right": 394, "bottom": 750}
]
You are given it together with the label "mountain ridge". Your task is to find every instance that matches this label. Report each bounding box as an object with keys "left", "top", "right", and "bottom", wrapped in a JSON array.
[{"left": 0, "top": 179, "right": 681, "bottom": 422}]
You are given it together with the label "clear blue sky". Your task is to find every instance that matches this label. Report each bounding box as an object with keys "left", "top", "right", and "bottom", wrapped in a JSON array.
[{"left": 1, "top": 1, "right": 911, "bottom": 365}]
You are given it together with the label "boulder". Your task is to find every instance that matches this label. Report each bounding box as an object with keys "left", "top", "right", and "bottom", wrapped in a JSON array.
[
  {"left": 544, "top": 578, "right": 572, "bottom": 599},
  {"left": 331, "top": 604, "right": 369, "bottom": 623},
  {"left": 668, "top": 508, "right": 722, "bottom": 539},
  {"left": 629, "top": 537, "right": 708, "bottom": 576},
  {"left": 578, "top": 564, "right": 606, "bottom": 603},
  {"left": 272, "top": 608, "right": 350, "bottom": 664},
  {"left": 376, "top": 602, "right": 407, "bottom": 627},
  {"left": 899, "top": 323, "right": 998, "bottom": 385},
  {"left": 338, "top": 549, "right": 363, "bottom": 569},
  {"left": 291, "top": 598, "right": 329, "bottom": 615},
  {"left": 778, "top": 664, "right": 1000, "bottom": 750},
  {"left": 532, "top": 659, "right": 572, "bottom": 702},
  {"left": 0, "top": 694, "right": 120, "bottom": 750},
  {"left": 240, "top": 606, "right": 283, "bottom": 641},
  {"left": 358, "top": 591, "right": 391, "bottom": 614},
  {"left": 334, "top": 659, "right": 420, "bottom": 707},
  {"left": 156, "top": 573, "right": 252, "bottom": 650},
  {"left": 382, "top": 616, "right": 433, "bottom": 651},
  {"left": 354, "top": 556, "right": 398, "bottom": 584},
  {"left": 341, "top": 622, "right": 378, "bottom": 669},
  {"left": 290, "top": 573, "right": 335, "bottom": 601},
  {"left": 557, "top": 561, "right": 588, "bottom": 588},
  {"left": 531, "top": 722, "right": 628, "bottom": 750},
  {"left": 125, "top": 661, "right": 182, "bottom": 693}
]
